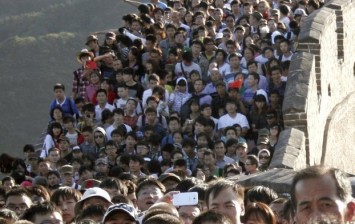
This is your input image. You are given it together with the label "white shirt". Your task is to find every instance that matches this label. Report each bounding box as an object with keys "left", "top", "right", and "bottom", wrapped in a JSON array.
[
  {"left": 95, "top": 103, "right": 115, "bottom": 121},
  {"left": 218, "top": 113, "right": 250, "bottom": 130}
]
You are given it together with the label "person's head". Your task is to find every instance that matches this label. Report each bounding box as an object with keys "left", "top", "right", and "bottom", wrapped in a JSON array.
[
  {"left": 193, "top": 210, "right": 233, "bottom": 224},
  {"left": 59, "top": 165, "right": 74, "bottom": 187},
  {"left": 75, "top": 187, "right": 112, "bottom": 215},
  {"left": 206, "top": 180, "right": 245, "bottom": 224},
  {"left": 225, "top": 98, "right": 238, "bottom": 114},
  {"left": 245, "top": 155, "right": 259, "bottom": 174},
  {"left": 102, "top": 203, "right": 137, "bottom": 224},
  {"left": 116, "top": 84, "right": 129, "bottom": 100},
  {"left": 45, "top": 171, "right": 60, "bottom": 188},
  {"left": 129, "top": 155, "right": 145, "bottom": 175},
  {"left": 243, "top": 202, "right": 277, "bottom": 224},
  {"left": 257, "top": 149, "right": 271, "bottom": 167},
  {"left": 5, "top": 188, "right": 32, "bottom": 216},
  {"left": 48, "top": 147, "right": 60, "bottom": 164},
  {"left": 75, "top": 204, "right": 106, "bottom": 223},
  {"left": 2, "top": 177, "right": 15, "bottom": 193},
  {"left": 291, "top": 165, "right": 355, "bottom": 223},
  {"left": 135, "top": 178, "right": 166, "bottom": 211},
  {"left": 51, "top": 187, "right": 82, "bottom": 224},
  {"left": 213, "top": 140, "right": 226, "bottom": 158},
  {"left": 178, "top": 204, "right": 201, "bottom": 224},
  {"left": 99, "top": 178, "right": 127, "bottom": 200},
  {"left": 246, "top": 186, "right": 278, "bottom": 206},
  {"left": 53, "top": 83, "right": 65, "bottom": 101},
  {"left": 48, "top": 122, "right": 63, "bottom": 138},
  {"left": 203, "top": 150, "right": 216, "bottom": 169},
  {"left": 21, "top": 202, "right": 63, "bottom": 224}
]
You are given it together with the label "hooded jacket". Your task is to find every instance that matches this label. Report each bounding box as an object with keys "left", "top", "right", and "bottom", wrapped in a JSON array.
[{"left": 168, "top": 77, "right": 192, "bottom": 112}]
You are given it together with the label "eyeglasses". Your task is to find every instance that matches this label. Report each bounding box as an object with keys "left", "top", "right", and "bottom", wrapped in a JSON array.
[
  {"left": 95, "top": 135, "right": 104, "bottom": 139},
  {"left": 6, "top": 204, "right": 29, "bottom": 211},
  {"left": 259, "top": 156, "right": 270, "bottom": 159}
]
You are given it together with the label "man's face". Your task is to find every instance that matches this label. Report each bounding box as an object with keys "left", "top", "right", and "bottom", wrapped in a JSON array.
[
  {"left": 226, "top": 102, "right": 237, "bottom": 114},
  {"left": 54, "top": 89, "right": 65, "bottom": 100},
  {"left": 48, "top": 174, "right": 60, "bottom": 186},
  {"left": 61, "top": 173, "right": 73, "bottom": 186},
  {"left": 129, "top": 160, "right": 142, "bottom": 173},
  {"left": 204, "top": 154, "right": 215, "bottom": 167},
  {"left": 59, "top": 140, "right": 70, "bottom": 151},
  {"left": 194, "top": 80, "right": 204, "bottom": 93},
  {"left": 136, "top": 186, "right": 163, "bottom": 211},
  {"left": 113, "top": 113, "right": 124, "bottom": 124},
  {"left": 117, "top": 87, "right": 128, "bottom": 98},
  {"left": 236, "top": 147, "right": 247, "bottom": 158},
  {"left": 96, "top": 162, "right": 109, "bottom": 173},
  {"left": 214, "top": 143, "right": 226, "bottom": 157},
  {"left": 191, "top": 44, "right": 202, "bottom": 55},
  {"left": 57, "top": 197, "right": 76, "bottom": 224},
  {"left": 34, "top": 211, "right": 63, "bottom": 224},
  {"left": 105, "top": 212, "right": 136, "bottom": 224},
  {"left": 122, "top": 73, "right": 132, "bottom": 82},
  {"left": 280, "top": 42, "right": 289, "bottom": 53},
  {"left": 125, "top": 136, "right": 136, "bottom": 148},
  {"left": 208, "top": 187, "right": 244, "bottom": 224},
  {"left": 48, "top": 150, "right": 60, "bottom": 163},
  {"left": 97, "top": 92, "right": 108, "bottom": 104},
  {"left": 6, "top": 195, "right": 32, "bottom": 216},
  {"left": 178, "top": 205, "right": 201, "bottom": 224},
  {"left": 105, "top": 145, "right": 118, "bottom": 157},
  {"left": 294, "top": 174, "right": 352, "bottom": 223},
  {"left": 245, "top": 159, "right": 257, "bottom": 173}
]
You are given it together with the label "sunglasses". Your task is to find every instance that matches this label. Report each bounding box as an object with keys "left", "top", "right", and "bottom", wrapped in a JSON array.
[
  {"left": 259, "top": 156, "right": 270, "bottom": 159},
  {"left": 95, "top": 135, "right": 104, "bottom": 139}
]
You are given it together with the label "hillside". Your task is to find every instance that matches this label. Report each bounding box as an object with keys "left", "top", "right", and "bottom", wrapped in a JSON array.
[{"left": 0, "top": 0, "right": 136, "bottom": 156}]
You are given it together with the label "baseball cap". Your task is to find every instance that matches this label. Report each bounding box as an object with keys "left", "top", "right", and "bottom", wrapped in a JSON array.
[
  {"left": 75, "top": 187, "right": 112, "bottom": 215},
  {"left": 60, "top": 165, "right": 73, "bottom": 175},
  {"left": 72, "top": 146, "right": 81, "bottom": 152},
  {"left": 236, "top": 142, "right": 248, "bottom": 148},
  {"left": 96, "top": 158, "right": 108, "bottom": 166},
  {"left": 158, "top": 173, "right": 181, "bottom": 183},
  {"left": 102, "top": 203, "right": 137, "bottom": 223},
  {"left": 258, "top": 128, "right": 270, "bottom": 137}
]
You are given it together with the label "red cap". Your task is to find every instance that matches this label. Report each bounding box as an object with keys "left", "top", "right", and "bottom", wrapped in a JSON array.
[
  {"left": 229, "top": 79, "right": 243, "bottom": 89},
  {"left": 85, "top": 61, "right": 98, "bottom": 70}
]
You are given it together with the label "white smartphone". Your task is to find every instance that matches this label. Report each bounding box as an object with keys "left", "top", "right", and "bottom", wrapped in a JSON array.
[{"left": 172, "top": 192, "right": 198, "bottom": 206}]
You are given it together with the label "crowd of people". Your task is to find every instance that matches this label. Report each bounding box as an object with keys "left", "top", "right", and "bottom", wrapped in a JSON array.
[{"left": 1, "top": 0, "right": 354, "bottom": 223}]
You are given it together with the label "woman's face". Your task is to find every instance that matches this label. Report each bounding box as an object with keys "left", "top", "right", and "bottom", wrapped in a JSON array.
[
  {"left": 145, "top": 62, "right": 153, "bottom": 71},
  {"left": 255, "top": 101, "right": 265, "bottom": 109},
  {"left": 245, "top": 36, "right": 254, "bottom": 47},
  {"left": 52, "top": 127, "right": 62, "bottom": 137},
  {"left": 270, "top": 126, "right": 279, "bottom": 136},
  {"left": 16, "top": 164, "right": 25, "bottom": 174},
  {"left": 101, "top": 81, "right": 110, "bottom": 90},
  {"left": 216, "top": 52, "right": 225, "bottom": 64},
  {"left": 258, "top": 153, "right": 270, "bottom": 165},
  {"left": 90, "top": 73, "right": 100, "bottom": 84},
  {"left": 244, "top": 49, "right": 254, "bottom": 61},
  {"left": 53, "top": 109, "right": 63, "bottom": 120},
  {"left": 226, "top": 130, "right": 237, "bottom": 139},
  {"left": 185, "top": 12, "right": 193, "bottom": 23},
  {"left": 173, "top": 133, "right": 183, "bottom": 144}
]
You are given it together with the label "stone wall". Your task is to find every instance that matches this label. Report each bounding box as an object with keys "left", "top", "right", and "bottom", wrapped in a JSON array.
[{"left": 279, "top": 0, "right": 355, "bottom": 174}]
